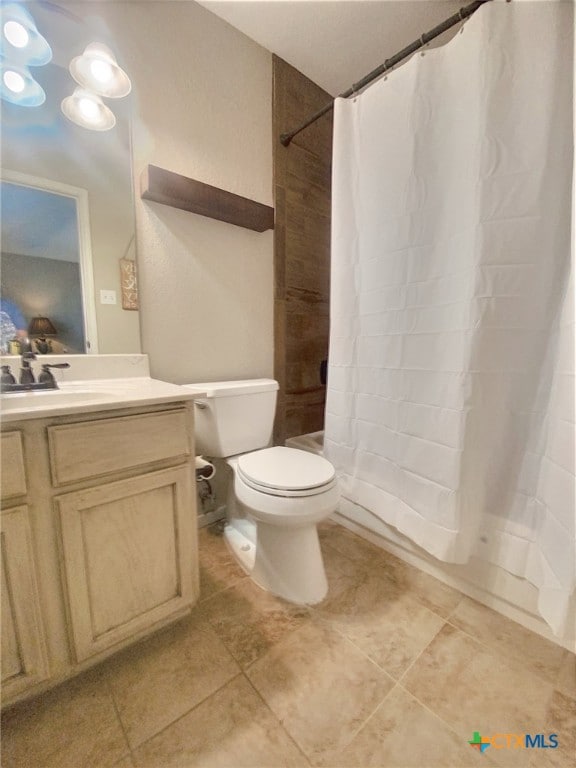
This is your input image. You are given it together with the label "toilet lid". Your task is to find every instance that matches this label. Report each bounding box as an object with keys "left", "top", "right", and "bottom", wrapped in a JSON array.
[{"left": 237, "top": 446, "right": 336, "bottom": 493}]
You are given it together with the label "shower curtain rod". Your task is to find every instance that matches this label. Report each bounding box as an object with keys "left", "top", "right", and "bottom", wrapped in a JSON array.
[{"left": 280, "top": 0, "right": 493, "bottom": 147}]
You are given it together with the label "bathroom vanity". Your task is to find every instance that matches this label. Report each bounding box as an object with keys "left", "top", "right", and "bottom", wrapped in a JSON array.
[{"left": 0, "top": 356, "right": 200, "bottom": 708}]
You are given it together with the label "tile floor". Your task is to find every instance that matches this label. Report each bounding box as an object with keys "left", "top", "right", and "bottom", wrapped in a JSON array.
[{"left": 2, "top": 520, "right": 575, "bottom": 768}]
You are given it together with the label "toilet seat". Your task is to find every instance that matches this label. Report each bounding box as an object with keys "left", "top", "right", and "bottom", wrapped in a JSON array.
[
  {"left": 238, "top": 474, "right": 338, "bottom": 498},
  {"left": 237, "top": 446, "right": 337, "bottom": 498}
]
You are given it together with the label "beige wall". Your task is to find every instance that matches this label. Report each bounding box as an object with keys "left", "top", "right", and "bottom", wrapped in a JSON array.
[{"left": 95, "top": 0, "right": 274, "bottom": 383}]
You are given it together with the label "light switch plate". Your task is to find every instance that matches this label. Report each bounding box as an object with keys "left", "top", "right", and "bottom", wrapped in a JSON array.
[{"left": 100, "top": 290, "right": 117, "bottom": 305}]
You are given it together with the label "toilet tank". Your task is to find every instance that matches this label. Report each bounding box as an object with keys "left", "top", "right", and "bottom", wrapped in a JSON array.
[{"left": 182, "top": 379, "right": 279, "bottom": 457}]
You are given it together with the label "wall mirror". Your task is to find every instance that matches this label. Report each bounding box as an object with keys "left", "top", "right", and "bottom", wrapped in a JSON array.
[
  {"left": 1, "top": 171, "right": 96, "bottom": 353},
  {"left": 0, "top": 1, "right": 140, "bottom": 354}
]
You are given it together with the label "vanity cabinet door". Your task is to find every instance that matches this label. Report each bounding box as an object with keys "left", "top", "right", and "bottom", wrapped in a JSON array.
[
  {"left": 1, "top": 506, "right": 49, "bottom": 697},
  {"left": 1, "top": 432, "right": 27, "bottom": 501},
  {"left": 56, "top": 466, "right": 197, "bottom": 662}
]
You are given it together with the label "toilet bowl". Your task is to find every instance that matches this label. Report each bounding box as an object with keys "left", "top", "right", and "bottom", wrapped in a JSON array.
[
  {"left": 181, "top": 379, "right": 340, "bottom": 605},
  {"left": 228, "top": 446, "right": 339, "bottom": 604}
]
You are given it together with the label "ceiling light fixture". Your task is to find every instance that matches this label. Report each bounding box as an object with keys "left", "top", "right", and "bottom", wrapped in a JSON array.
[
  {"left": 4, "top": 68, "right": 25, "bottom": 92},
  {"left": 0, "top": 62, "right": 45, "bottom": 106},
  {"left": 1, "top": 4, "right": 52, "bottom": 66},
  {"left": 69, "top": 43, "right": 131, "bottom": 98},
  {"left": 61, "top": 87, "right": 116, "bottom": 131},
  {"left": 4, "top": 20, "right": 29, "bottom": 48}
]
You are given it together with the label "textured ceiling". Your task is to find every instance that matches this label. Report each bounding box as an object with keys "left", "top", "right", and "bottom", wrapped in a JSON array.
[{"left": 197, "top": 0, "right": 466, "bottom": 95}]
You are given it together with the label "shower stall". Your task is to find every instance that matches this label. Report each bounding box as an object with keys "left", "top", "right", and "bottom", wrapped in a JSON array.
[{"left": 317, "top": 1, "right": 574, "bottom": 640}]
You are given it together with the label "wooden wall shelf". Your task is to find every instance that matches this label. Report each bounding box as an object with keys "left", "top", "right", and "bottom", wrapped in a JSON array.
[{"left": 140, "top": 165, "right": 274, "bottom": 232}]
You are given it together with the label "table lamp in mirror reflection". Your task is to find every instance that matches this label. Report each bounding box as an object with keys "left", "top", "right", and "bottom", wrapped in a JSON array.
[{"left": 28, "top": 316, "right": 57, "bottom": 354}]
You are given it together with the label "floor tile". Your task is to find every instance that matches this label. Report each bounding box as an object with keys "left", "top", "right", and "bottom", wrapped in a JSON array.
[
  {"left": 317, "top": 568, "right": 445, "bottom": 679},
  {"left": 450, "top": 597, "right": 568, "bottom": 685},
  {"left": 320, "top": 540, "right": 372, "bottom": 591},
  {"left": 527, "top": 689, "right": 576, "bottom": 768},
  {"left": 555, "top": 649, "right": 576, "bottom": 700},
  {"left": 199, "top": 577, "right": 310, "bottom": 668},
  {"left": 198, "top": 525, "right": 247, "bottom": 600},
  {"left": 1, "top": 669, "right": 129, "bottom": 768},
  {"left": 246, "top": 620, "right": 394, "bottom": 764},
  {"left": 320, "top": 523, "right": 462, "bottom": 618},
  {"left": 4, "top": 518, "right": 570, "bottom": 768},
  {"left": 318, "top": 522, "right": 384, "bottom": 567},
  {"left": 113, "top": 757, "right": 135, "bottom": 768},
  {"left": 133, "top": 675, "right": 308, "bottom": 768},
  {"left": 318, "top": 519, "right": 338, "bottom": 532},
  {"left": 320, "top": 684, "right": 491, "bottom": 768},
  {"left": 384, "top": 560, "right": 463, "bottom": 619},
  {"left": 403, "top": 623, "right": 557, "bottom": 767},
  {"left": 102, "top": 616, "right": 240, "bottom": 749}
]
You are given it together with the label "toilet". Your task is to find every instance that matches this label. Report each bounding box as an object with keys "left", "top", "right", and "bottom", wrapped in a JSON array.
[{"left": 183, "top": 379, "right": 340, "bottom": 605}]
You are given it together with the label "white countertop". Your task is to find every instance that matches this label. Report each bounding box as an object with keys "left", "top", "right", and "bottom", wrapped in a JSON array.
[
  {"left": 0, "top": 377, "right": 205, "bottom": 423},
  {"left": 0, "top": 353, "right": 151, "bottom": 381}
]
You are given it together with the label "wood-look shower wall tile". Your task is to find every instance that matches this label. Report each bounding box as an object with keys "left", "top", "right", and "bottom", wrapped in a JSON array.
[
  {"left": 273, "top": 298, "right": 287, "bottom": 445},
  {"left": 287, "top": 144, "right": 332, "bottom": 191},
  {"left": 273, "top": 185, "right": 286, "bottom": 300},
  {"left": 273, "top": 55, "right": 333, "bottom": 443},
  {"left": 286, "top": 173, "right": 331, "bottom": 217},
  {"left": 283, "top": 221, "right": 330, "bottom": 278},
  {"left": 285, "top": 390, "right": 327, "bottom": 438},
  {"left": 284, "top": 194, "right": 330, "bottom": 296},
  {"left": 285, "top": 211, "right": 331, "bottom": 269},
  {"left": 283, "top": 82, "right": 333, "bottom": 157},
  {"left": 285, "top": 252, "right": 330, "bottom": 298},
  {"left": 286, "top": 287, "right": 330, "bottom": 307},
  {"left": 286, "top": 303, "right": 329, "bottom": 393}
]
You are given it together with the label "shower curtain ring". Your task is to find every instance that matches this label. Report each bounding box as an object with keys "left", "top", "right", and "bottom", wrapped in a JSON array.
[{"left": 457, "top": 7, "right": 469, "bottom": 32}]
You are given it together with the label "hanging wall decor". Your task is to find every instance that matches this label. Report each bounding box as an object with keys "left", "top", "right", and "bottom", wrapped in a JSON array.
[{"left": 119, "top": 258, "right": 138, "bottom": 310}]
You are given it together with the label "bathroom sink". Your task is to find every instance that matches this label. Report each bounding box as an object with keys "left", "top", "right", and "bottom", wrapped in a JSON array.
[
  {"left": 0, "top": 375, "right": 197, "bottom": 422},
  {"left": 0, "top": 389, "right": 116, "bottom": 412}
]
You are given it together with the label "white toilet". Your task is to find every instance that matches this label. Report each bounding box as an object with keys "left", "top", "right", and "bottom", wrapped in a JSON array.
[{"left": 183, "top": 379, "right": 339, "bottom": 605}]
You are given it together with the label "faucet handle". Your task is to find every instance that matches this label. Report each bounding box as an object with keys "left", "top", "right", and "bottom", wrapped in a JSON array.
[
  {"left": 1, "top": 365, "right": 16, "bottom": 385},
  {"left": 38, "top": 363, "right": 70, "bottom": 389},
  {"left": 38, "top": 365, "right": 57, "bottom": 387}
]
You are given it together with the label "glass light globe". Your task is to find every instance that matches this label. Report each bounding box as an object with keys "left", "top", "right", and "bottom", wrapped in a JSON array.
[
  {"left": 61, "top": 86, "right": 115, "bottom": 130},
  {"left": 3, "top": 20, "right": 29, "bottom": 48},
  {"left": 69, "top": 42, "right": 130, "bottom": 98},
  {"left": 78, "top": 97, "right": 99, "bottom": 120},
  {"left": 90, "top": 58, "right": 113, "bottom": 83},
  {"left": 3, "top": 70, "right": 26, "bottom": 93}
]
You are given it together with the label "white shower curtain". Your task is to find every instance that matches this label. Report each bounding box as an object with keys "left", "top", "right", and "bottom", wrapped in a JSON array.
[{"left": 325, "top": 0, "right": 574, "bottom": 636}]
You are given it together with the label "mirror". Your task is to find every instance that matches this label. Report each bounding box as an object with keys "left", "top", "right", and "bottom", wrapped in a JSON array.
[
  {"left": 0, "top": 1, "right": 140, "bottom": 354},
  {"left": 1, "top": 172, "right": 95, "bottom": 353}
]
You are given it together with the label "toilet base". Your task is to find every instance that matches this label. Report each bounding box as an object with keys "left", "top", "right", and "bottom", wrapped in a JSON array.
[
  {"left": 253, "top": 521, "right": 328, "bottom": 605},
  {"left": 223, "top": 519, "right": 256, "bottom": 574},
  {"left": 225, "top": 517, "right": 328, "bottom": 605},
  {"left": 223, "top": 517, "right": 328, "bottom": 605}
]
